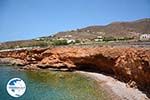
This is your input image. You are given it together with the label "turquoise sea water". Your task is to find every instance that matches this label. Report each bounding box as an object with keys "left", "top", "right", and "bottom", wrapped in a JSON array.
[{"left": 0, "top": 65, "right": 109, "bottom": 100}]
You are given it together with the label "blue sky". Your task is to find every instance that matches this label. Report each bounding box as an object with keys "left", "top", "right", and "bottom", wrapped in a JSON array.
[{"left": 0, "top": 0, "right": 150, "bottom": 42}]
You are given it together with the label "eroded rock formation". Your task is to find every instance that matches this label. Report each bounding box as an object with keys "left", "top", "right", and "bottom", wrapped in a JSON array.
[{"left": 0, "top": 46, "right": 150, "bottom": 93}]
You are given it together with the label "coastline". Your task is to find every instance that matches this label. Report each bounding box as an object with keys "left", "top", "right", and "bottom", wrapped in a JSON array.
[
  {"left": 77, "top": 71, "right": 149, "bottom": 100},
  {"left": 0, "top": 45, "right": 150, "bottom": 99},
  {"left": 0, "top": 64, "right": 149, "bottom": 100}
]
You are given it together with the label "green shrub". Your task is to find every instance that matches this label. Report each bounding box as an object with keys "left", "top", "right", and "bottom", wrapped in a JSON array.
[
  {"left": 103, "top": 36, "right": 134, "bottom": 42},
  {"left": 103, "top": 37, "right": 117, "bottom": 41},
  {"left": 75, "top": 40, "right": 80, "bottom": 43},
  {"left": 52, "top": 40, "right": 68, "bottom": 45}
]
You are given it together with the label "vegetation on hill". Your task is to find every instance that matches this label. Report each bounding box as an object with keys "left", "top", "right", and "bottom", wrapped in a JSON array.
[
  {"left": 54, "top": 18, "right": 150, "bottom": 39},
  {"left": 0, "top": 18, "right": 149, "bottom": 50},
  {"left": 0, "top": 40, "right": 48, "bottom": 50}
]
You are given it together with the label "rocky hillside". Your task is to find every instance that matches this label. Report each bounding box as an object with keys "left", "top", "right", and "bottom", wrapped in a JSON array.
[
  {"left": 0, "top": 18, "right": 150, "bottom": 50},
  {"left": 54, "top": 18, "right": 150, "bottom": 39},
  {"left": 0, "top": 46, "right": 149, "bottom": 96}
]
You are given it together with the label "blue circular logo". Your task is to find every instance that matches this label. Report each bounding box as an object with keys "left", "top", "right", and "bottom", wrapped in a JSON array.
[{"left": 6, "top": 78, "right": 26, "bottom": 97}]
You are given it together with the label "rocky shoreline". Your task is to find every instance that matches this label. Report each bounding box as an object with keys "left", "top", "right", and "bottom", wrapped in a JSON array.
[{"left": 0, "top": 46, "right": 150, "bottom": 98}]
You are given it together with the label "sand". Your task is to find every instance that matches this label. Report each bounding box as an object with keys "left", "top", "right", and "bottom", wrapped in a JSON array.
[{"left": 77, "top": 71, "right": 149, "bottom": 100}]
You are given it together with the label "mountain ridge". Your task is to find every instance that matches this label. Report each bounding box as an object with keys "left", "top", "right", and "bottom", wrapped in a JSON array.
[{"left": 54, "top": 18, "right": 150, "bottom": 39}]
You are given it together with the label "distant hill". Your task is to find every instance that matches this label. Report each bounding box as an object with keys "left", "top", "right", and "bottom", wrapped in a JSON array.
[
  {"left": 54, "top": 18, "right": 150, "bottom": 39},
  {"left": 0, "top": 40, "right": 48, "bottom": 50},
  {"left": 0, "top": 18, "right": 150, "bottom": 50}
]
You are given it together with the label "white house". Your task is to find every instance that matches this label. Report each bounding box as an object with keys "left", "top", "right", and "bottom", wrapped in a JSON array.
[
  {"left": 94, "top": 36, "right": 103, "bottom": 42},
  {"left": 67, "top": 39, "right": 75, "bottom": 44},
  {"left": 140, "top": 34, "right": 150, "bottom": 41}
]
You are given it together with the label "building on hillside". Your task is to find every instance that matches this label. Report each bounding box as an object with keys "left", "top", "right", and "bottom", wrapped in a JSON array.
[
  {"left": 67, "top": 39, "right": 75, "bottom": 44},
  {"left": 140, "top": 34, "right": 150, "bottom": 41},
  {"left": 94, "top": 36, "right": 103, "bottom": 42}
]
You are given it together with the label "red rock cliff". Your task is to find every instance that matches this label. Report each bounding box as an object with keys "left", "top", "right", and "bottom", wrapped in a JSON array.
[{"left": 0, "top": 46, "right": 150, "bottom": 93}]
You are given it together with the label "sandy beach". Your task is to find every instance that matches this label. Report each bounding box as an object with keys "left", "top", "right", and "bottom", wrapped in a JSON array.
[{"left": 77, "top": 71, "right": 149, "bottom": 100}]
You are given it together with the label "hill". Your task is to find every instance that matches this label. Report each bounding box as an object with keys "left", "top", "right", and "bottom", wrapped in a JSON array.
[
  {"left": 0, "top": 18, "right": 150, "bottom": 50},
  {"left": 54, "top": 18, "right": 150, "bottom": 40}
]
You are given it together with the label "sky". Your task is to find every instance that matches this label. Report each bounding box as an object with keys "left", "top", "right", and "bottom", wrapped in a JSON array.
[{"left": 0, "top": 0, "right": 150, "bottom": 42}]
